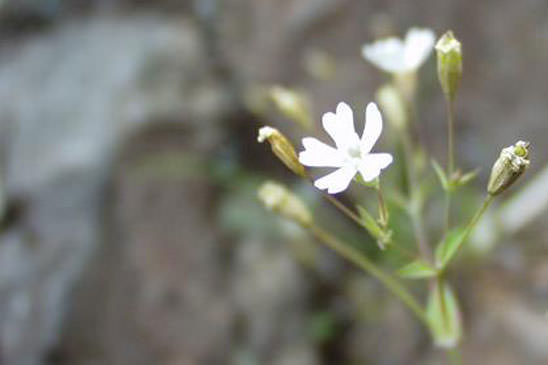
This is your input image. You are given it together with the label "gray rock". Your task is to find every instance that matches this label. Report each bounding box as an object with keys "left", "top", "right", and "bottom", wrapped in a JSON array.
[{"left": 0, "top": 14, "right": 216, "bottom": 364}]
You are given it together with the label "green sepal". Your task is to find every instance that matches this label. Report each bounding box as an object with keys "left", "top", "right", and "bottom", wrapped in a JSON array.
[{"left": 354, "top": 174, "right": 379, "bottom": 188}]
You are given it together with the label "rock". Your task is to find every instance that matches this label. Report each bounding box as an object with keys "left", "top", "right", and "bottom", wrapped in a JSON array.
[
  {"left": 0, "top": 14, "right": 221, "bottom": 364},
  {"left": 54, "top": 124, "right": 233, "bottom": 364}
]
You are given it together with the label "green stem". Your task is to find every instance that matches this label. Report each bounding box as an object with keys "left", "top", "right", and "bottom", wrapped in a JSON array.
[
  {"left": 401, "top": 130, "right": 431, "bottom": 260},
  {"left": 305, "top": 173, "right": 364, "bottom": 227},
  {"left": 309, "top": 225, "right": 429, "bottom": 326},
  {"left": 462, "top": 195, "right": 493, "bottom": 245},
  {"left": 376, "top": 179, "right": 389, "bottom": 227},
  {"left": 321, "top": 186, "right": 417, "bottom": 260},
  {"left": 318, "top": 177, "right": 416, "bottom": 259},
  {"left": 445, "top": 98, "right": 455, "bottom": 234},
  {"left": 322, "top": 192, "right": 363, "bottom": 226},
  {"left": 437, "top": 275, "right": 450, "bottom": 335},
  {"left": 444, "top": 194, "right": 495, "bottom": 271},
  {"left": 446, "top": 98, "right": 455, "bottom": 176},
  {"left": 445, "top": 191, "right": 452, "bottom": 234}
]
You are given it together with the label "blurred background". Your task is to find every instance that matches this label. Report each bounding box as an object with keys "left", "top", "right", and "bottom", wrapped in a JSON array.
[{"left": 0, "top": 0, "right": 547, "bottom": 364}]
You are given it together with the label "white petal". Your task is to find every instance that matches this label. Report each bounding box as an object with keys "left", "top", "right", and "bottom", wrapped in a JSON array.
[
  {"left": 299, "top": 137, "right": 345, "bottom": 167},
  {"left": 322, "top": 111, "right": 347, "bottom": 150},
  {"left": 314, "top": 165, "right": 357, "bottom": 194},
  {"left": 404, "top": 28, "right": 435, "bottom": 70},
  {"left": 322, "top": 103, "right": 360, "bottom": 150},
  {"left": 336, "top": 102, "right": 361, "bottom": 148},
  {"left": 322, "top": 111, "right": 338, "bottom": 141},
  {"left": 361, "top": 102, "right": 383, "bottom": 154},
  {"left": 358, "top": 153, "right": 393, "bottom": 182},
  {"left": 335, "top": 102, "right": 355, "bottom": 133},
  {"left": 361, "top": 37, "right": 407, "bottom": 73},
  {"left": 368, "top": 153, "right": 393, "bottom": 169}
]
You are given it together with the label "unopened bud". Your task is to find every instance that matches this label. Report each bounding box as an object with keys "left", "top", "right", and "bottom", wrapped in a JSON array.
[
  {"left": 487, "top": 140, "right": 530, "bottom": 195},
  {"left": 269, "top": 86, "right": 313, "bottom": 130},
  {"left": 258, "top": 181, "right": 313, "bottom": 227},
  {"left": 258, "top": 126, "right": 306, "bottom": 177},
  {"left": 376, "top": 84, "right": 408, "bottom": 130},
  {"left": 435, "top": 31, "right": 462, "bottom": 101}
]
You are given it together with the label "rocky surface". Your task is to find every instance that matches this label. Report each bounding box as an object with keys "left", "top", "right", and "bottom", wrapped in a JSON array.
[{"left": 0, "top": 13, "right": 224, "bottom": 364}]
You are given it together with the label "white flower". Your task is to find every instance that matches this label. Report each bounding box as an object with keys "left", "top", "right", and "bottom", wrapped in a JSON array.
[
  {"left": 362, "top": 27, "right": 435, "bottom": 74},
  {"left": 299, "top": 102, "right": 393, "bottom": 194}
]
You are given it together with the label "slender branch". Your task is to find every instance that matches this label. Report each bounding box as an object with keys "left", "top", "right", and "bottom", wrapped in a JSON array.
[
  {"left": 445, "top": 98, "right": 456, "bottom": 233},
  {"left": 444, "top": 194, "right": 495, "bottom": 271},
  {"left": 437, "top": 275, "right": 449, "bottom": 335},
  {"left": 322, "top": 192, "right": 363, "bottom": 226},
  {"left": 401, "top": 132, "right": 431, "bottom": 260},
  {"left": 410, "top": 205, "right": 430, "bottom": 259},
  {"left": 309, "top": 224, "right": 429, "bottom": 326},
  {"left": 305, "top": 173, "right": 418, "bottom": 259},
  {"left": 376, "top": 181, "right": 389, "bottom": 227},
  {"left": 444, "top": 192, "right": 452, "bottom": 234},
  {"left": 446, "top": 98, "right": 455, "bottom": 176},
  {"left": 319, "top": 187, "right": 416, "bottom": 260},
  {"left": 462, "top": 195, "right": 494, "bottom": 243},
  {"left": 304, "top": 174, "right": 364, "bottom": 227}
]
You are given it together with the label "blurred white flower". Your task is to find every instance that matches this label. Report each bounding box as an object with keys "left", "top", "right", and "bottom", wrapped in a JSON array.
[
  {"left": 362, "top": 27, "right": 435, "bottom": 74},
  {"left": 299, "top": 102, "right": 393, "bottom": 194}
]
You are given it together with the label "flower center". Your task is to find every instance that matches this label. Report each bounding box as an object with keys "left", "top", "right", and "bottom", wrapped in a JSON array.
[{"left": 347, "top": 145, "right": 361, "bottom": 159}]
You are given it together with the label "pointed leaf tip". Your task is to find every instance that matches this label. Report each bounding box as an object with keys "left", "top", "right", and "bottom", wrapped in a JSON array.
[{"left": 397, "top": 259, "right": 438, "bottom": 279}]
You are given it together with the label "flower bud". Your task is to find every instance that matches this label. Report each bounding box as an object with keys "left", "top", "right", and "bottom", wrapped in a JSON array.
[
  {"left": 487, "top": 140, "right": 530, "bottom": 195},
  {"left": 375, "top": 84, "right": 408, "bottom": 131},
  {"left": 269, "top": 86, "right": 313, "bottom": 130},
  {"left": 258, "top": 126, "right": 306, "bottom": 177},
  {"left": 258, "top": 181, "right": 313, "bottom": 227},
  {"left": 435, "top": 31, "right": 462, "bottom": 101}
]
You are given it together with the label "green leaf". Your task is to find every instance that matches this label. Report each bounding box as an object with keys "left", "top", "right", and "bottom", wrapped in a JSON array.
[
  {"left": 455, "top": 168, "right": 480, "bottom": 187},
  {"left": 356, "top": 205, "right": 384, "bottom": 239},
  {"left": 435, "top": 227, "right": 466, "bottom": 269},
  {"left": 397, "top": 259, "right": 438, "bottom": 279},
  {"left": 431, "top": 159, "right": 449, "bottom": 191},
  {"left": 426, "top": 280, "right": 462, "bottom": 348}
]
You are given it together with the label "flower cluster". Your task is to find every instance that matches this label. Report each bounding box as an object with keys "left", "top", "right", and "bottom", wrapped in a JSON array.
[{"left": 256, "top": 25, "right": 531, "bottom": 353}]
